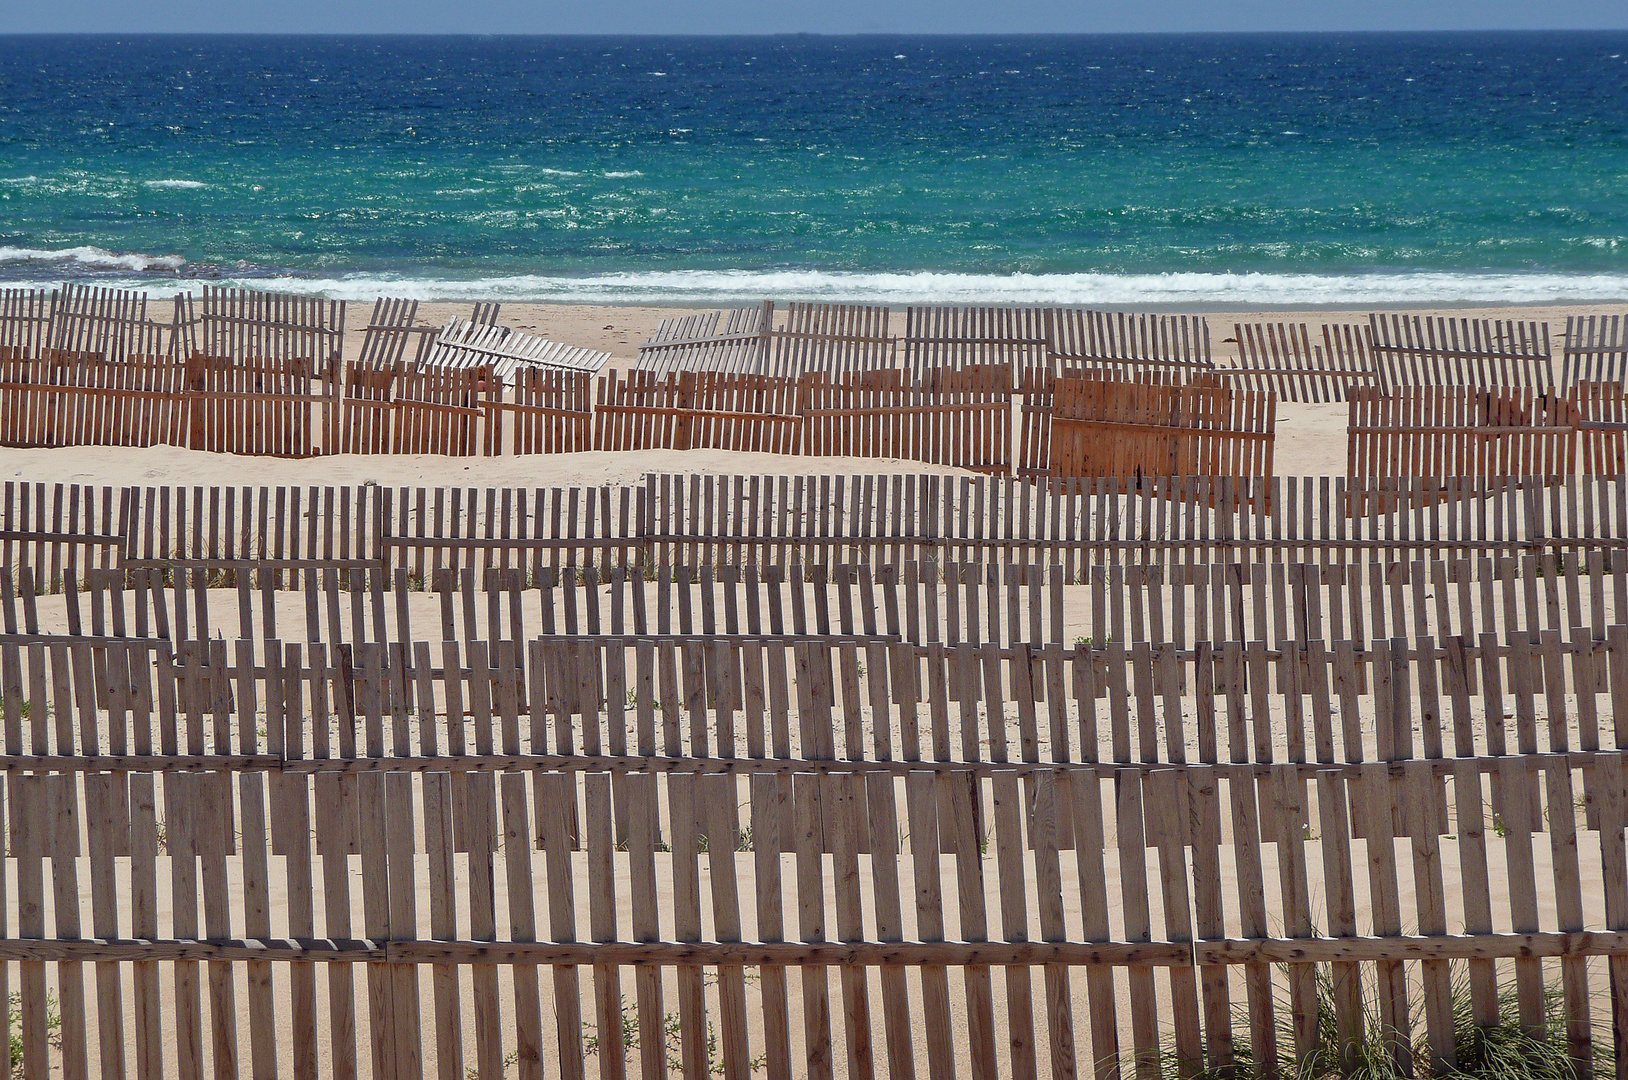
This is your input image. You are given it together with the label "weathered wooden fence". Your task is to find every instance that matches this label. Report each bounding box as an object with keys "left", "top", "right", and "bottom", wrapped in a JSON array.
[
  {"left": 800, "top": 371, "right": 1012, "bottom": 474},
  {"left": 1368, "top": 315, "right": 1555, "bottom": 394},
  {"left": 633, "top": 303, "right": 774, "bottom": 377},
  {"left": 593, "top": 371, "right": 804, "bottom": 453},
  {"left": 427, "top": 316, "right": 610, "bottom": 379},
  {"left": 6, "top": 472, "right": 1628, "bottom": 604},
  {"left": 0, "top": 286, "right": 55, "bottom": 361},
  {"left": 761, "top": 303, "right": 896, "bottom": 379},
  {"left": 1576, "top": 381, "right": 1628, "bottom": 478},
  {"left": 483, "top": 369, "right": 595, "bottom": 456},
  {"left": 183, "top": 353, "right": 339, "bottom": 458},
  {"left": 48, "top": 283, "right": 176, "bottom": 365},
  {"left": 1048, "top": 379, "right": 1276, "bottom": 493},
  {"left": 1050, "top": 311, "right": 1214, "bottom": 381},
  {"left": 901, "top": 306, "right": 1051, "bottom": 385},
  {"left": 0, "top": 622, "right": 1626, "bottom": 1078},
  {"left": 0, "top": 353, "right": 189, "bottom": 450},
  {"left": 1347, "top": 387, "right": 1582, "bottom": 509},
  {"left": 20, "top": 548, "right": 1628, "bottom": 683},
  {"left": 175, "top": 285, "right": 345, "bottom": 376},
  {"left": 1563, "top": 313, "right": 1628, "bottom": 388},
  {"left": 1228, "top": 322, "right": 1374, "bottom": 403}
]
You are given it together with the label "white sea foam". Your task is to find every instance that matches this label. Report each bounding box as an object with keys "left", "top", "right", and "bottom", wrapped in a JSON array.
[
  {"left": 142, "top": 179, "right": 210, "bottom": 190},
  {"left": 0, "top": 246, "right": 187, "bottom": 272},
  {"left": 602, "top": 171, "right": 644, "bottom": 178},
  {"left": 8, "top": 267, "right": 1628, "bottom": 307}
]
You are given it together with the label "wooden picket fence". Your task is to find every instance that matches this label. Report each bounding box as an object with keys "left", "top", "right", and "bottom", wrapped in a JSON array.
[
  {"left": 10, "top": 471, "right": 1628, "bottom": 596},
  {"left": 1563, "top": 313, "right": 1628, "bottom": 388},
  {"left": 1368, "top": 314, "right": 1555, "bottom": 394},
  {"left": 901, "top": 306, "right": 1050, "bottom": 385},
  {"left": 1228, "top": 322, "right": 1374, "bottom": 402},
  {"left": 1050, "top": 310, "right": 1214, "bottom": 380},
  {"left": 1575, "top": 381, "right": 1628, "bottom": 478},
  {"left": 22, "top": 546, "right": 1628, "bottom": 681},
  {"left": 1, "top": 620, "right": 1627, "bottom": 1079},
  {"left": 762, "top": 303, "right": 896, "bottom": 378},
  {"left": 800, "top": 370, "right": 1012, "bottom": 474},
  {"left": 175, "top": 285, "right": 345, "bottom": 376},
  {"left": 1347, "top": 387, "right": 1582, "bottom": 509},
  {"left": 341, "top": 361, "right": 486, "bottom": 456},
  {"left": 428, "top": 315, "right": 610, "bottom": 379},
  {"left": 0, "top": 286, "right": 55, "bottom": 361},
  {"left": 593, "top": 370, "right": 804, "bottom": 453},
  {"left": 0, "top": 353, "right": 189, "bottom": 450},
  {"left": 183, "top": 353, "right": 339, "bottom": 458},
  {"left": 483, "top": 368, "right": 594, "bottom": 455},
  {"left": 47, "top": 283, "right": 176, "bottom": 365},
  {"left": 1017, "top": 365, "right": 1229, "bottom": 477},
  {"left": 1048, "top": 379, "right": 1276, "bottom": 494},
  {"left": 633, "top": 303, "right": 773, "bottom": 377}
]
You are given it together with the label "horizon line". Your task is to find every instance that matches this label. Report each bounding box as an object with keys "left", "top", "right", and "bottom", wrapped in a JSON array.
[{"left": 5, "top": 28, "right": 1628, "bottom": 37}]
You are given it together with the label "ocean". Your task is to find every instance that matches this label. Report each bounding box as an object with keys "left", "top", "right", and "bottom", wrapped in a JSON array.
[{"left": 1, "top": 32, "right": 1627, "bottom": 307}]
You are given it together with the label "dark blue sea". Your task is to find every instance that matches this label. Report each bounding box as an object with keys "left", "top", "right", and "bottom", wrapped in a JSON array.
[{"left": 1, "top": 32, "right": 1627, "bottom": 306}]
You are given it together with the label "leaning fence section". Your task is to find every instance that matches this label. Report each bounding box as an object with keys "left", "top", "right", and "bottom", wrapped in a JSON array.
[
  {"left": 633, "top": 303, "right": 774, "bottom": 377},
  {"left": 1564, "top": 313, "right": 1628, "bottom": 388},
  {"left": 1368, "top": 314, "right": 1555, "bottom": 394},
  {"left": 0, "top": 287, "right": 55, "bottom": 362},
  {"left": 1228, "top": 321, "right": 1374, "bottom": 403}
]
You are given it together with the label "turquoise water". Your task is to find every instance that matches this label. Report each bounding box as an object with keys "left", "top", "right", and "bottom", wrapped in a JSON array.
[{"left": 2, "top": 33, "right": 1627, "bottom": 305}]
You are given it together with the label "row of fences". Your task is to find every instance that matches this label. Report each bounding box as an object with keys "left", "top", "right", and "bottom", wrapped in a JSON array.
[
  {"left": 20, "top": 548, "right": 1628, "bottom": 668},
  {"left": 22, "top": 351, "right": 1628, "bottom": 500},
  {"left": 640, "top": 301, "right": 1628, "bottom": 396},
  {"left": 11, "top": 471, "right": 1628, "bottom": 592},
  {"left": 2, "top": 614, "right": 1628, "bottom": 1077},
  {"left": 9, "top": 283, "right": 1628, "bottom": 399}
]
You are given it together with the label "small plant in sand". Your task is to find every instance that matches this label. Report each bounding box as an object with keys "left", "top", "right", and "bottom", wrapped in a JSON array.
[
  {"left": 8, "top": 990, "right": 62, "bottom": 1075},
  {"left": 1157, "top": 968, "right": 1610, "bottom": 1080}
]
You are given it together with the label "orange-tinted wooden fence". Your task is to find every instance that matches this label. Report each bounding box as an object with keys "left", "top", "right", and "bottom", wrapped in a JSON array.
[
  {"left": 0, "top": 353, "right": 187, "bottom": 448},
  {"left": 1346, "top": 386, "right": 1579, "bottom": 510},
  {"left": 1049, "top": 378, "right": 1276, "bottom": 490},
  {"left": 183, "top": 353, "right": 338, "bottom": 457},
  {"left": 1570, "top": 381, "right": 1628, "bottom": 478}
]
